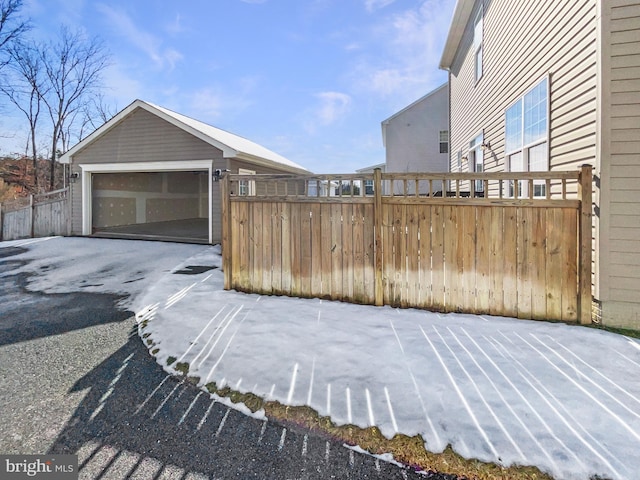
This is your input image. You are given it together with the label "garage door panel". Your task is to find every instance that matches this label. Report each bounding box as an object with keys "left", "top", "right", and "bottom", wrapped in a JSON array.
[
  {"left": 93, "top": 197, "right": 137, "bottom": 228},
  {"left": 93, "top": 172, "right": 163, "bottom": 192},
  {"left": 146, "top": 198, "right": 200, "bottom": 223}
]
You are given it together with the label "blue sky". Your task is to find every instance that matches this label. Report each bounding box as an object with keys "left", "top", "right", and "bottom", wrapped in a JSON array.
[{"left": 1, "top": 0, "right": 455, "bottom": 173}]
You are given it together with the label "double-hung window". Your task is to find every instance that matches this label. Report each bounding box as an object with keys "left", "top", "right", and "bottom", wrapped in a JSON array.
[
  {"left": 439, "top": 130, "right": 449, "bottom": 154},
  {"left": 505, "top": 77, "right": 548, "bottom": 197},
  {"left": 238, "top": 168, "right": 255, "bottom": 196},
  {"left": 474, "top": 6, "right": 483, "bottom": 83}
]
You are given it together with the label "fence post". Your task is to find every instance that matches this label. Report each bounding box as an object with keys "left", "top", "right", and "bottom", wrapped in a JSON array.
[
  {"left": 374, "top": 168, "right": 383, "bottom": 306},
  {"left": 29, "top": 194, "right": 35, "bottom": 238},
  {"left": 578, "top": 164, "right": 593, "bottom": 324},
  {"left": 221, "top": 173, "right": 232, "bottom": 290}
]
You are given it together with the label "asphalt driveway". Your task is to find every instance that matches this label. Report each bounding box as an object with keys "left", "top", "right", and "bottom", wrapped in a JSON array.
[{"left": 0, "top": 237, "right": 433, "bottom": 479}]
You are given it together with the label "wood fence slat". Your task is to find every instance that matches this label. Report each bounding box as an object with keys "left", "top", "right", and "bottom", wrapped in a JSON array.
[
  {"left": 320, "top": 203, "right": 332, "bottom": 298},
  {"left": 462, "top": 206, "right": 477, "bottom": 313},
  {"left": 352, "top": 203, "right": 366, "bottom": 303},
  {"left": 562, "top": 209, "right": 579, "bottom": 321},
  {"left": 431, "top": 205, "right": 445, "bottom": 311},
  {"left": 517, "top": 208, "right": 533, "bottom": 319},
  {"left": 531, "top": 208, "right": 548, "bottom": 319},
  {"left": 475, "top": 206, "right": 491, "bottom": 314},
  {"left": 310, "top": 203, "right": 322, "bottom": 297},
  {"left": 392, "top": 204, "right": 406, "bottom": 306},
  {"left": 406, "top": 205, "right": 420, "bottom": 307},
  {"left": 252, "top": 202, "right": 264, "bottom": 293},
  {"left": 503, "top": 207, "right": 519, "bottom": 317},
  {"left": 443, "top": 205, "right": 458, "bottom": 310},
  {"left": 272, "top": 203, "right": 283, "bottom": 294},
  {"left": 330, "top": 203, "right": 343, "bottom": 301},
  {"left": 262, "top": 201, "right": 273, "bottom": 291},
  {"left": 290, "top": 203, "right": 302, "bottom": 297},
  {"left": 418, "top": 205, "right": 432, "bottom": 308},
  {"left": 342, "top": 203, "right": 354, "bottom": 301},
  {"left": 488, "top": 207, "right": 505, "bottom": 315},
  {"left": 281, "top": 203, "right": 292, "bottom": 295},
  {"left": 545, "top": 208, "right": 564, "bottom": 320},
  {"left": 300, "top": 204, "right": 312, "bottom": 296},
  {"left": 382, "top": 204, "right": 394, "bottom": 304},
  {"left": 230, "top": 202, "right": 241, "bottom": 289},
  {"left": 363, "top": 203, "right": 375, "bottom": 304}
]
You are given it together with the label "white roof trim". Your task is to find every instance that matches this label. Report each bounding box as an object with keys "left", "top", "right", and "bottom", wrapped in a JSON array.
[
  {"left": 439, "top": 0, "right": 475, "bottom": 70},
  {"left": 60, "top": 99, "right": 310, "bottom": 174}
]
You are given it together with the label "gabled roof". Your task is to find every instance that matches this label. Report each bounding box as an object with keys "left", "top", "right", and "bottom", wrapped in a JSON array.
[
  {"left": 381, "top": 82, "right": 448, "bottom": 148},
  {"left": 439, "top": 0, "right": 475, "bottom": 70},
  {"left": 59, "top": 99, "right": 310, "bottom": 174}
]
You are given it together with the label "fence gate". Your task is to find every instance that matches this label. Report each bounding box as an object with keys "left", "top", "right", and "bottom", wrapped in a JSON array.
[{"left": 221, "top": 167, "right": 592, "bottom": 324}]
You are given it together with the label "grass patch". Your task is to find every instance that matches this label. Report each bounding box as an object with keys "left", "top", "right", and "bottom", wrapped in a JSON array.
[
  {"left": 166, "top": 356, "right": 177, "bottom": 366},
  {"left": 201, "top": 385, "right": 553, "bottom": 480},
  {"left": 587, "top": 324, "right": 640, "bottom": 339},
  {"left": 174, "top": 362, "right": 190, "bottom": 376},
  {"left": 151, "top": 348, "right": 159, "bottom": 355}
]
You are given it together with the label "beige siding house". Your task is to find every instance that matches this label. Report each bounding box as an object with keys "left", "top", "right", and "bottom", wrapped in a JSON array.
[
  {"left": 59, "top": 100, "right": 309, "bottom": 244},
  {"left": 440, "top": 0, "right": 640, "bottom": 328}
]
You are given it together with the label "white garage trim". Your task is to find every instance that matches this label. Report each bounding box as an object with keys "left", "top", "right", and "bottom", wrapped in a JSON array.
[{"left": 80, "top": 160, "right": 214, "bottom": 243}]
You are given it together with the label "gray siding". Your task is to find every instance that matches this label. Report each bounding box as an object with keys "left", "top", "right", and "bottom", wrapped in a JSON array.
[
  {"left": 384, "top": 84, "right": 449, "bottom": 174},
  {"left": 449, "top": 0, "right": 597, "bottom": 187},
  {"left": 599, "top": 0, "right": 640, "bottom": 327}
]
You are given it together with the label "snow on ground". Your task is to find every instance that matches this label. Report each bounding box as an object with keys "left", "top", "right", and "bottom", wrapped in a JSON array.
[
  {"left": 136, "top": 247, "right": 640, "bottom": 480},
  {"left": 3, "top": 237, "right": 640, "bottom": 480}
]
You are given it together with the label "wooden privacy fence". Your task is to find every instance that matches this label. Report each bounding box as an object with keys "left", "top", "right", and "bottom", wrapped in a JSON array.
[
  {"left": 221, "top": 166, "right": 593, "bottom": 324},
  {"left": 0, "top": 188, "right": 70, "bottom": 241}
]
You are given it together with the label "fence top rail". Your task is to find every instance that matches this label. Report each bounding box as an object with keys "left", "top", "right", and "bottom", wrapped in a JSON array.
[
  {"left": 34, "top": 187, "right": 69, "bottom": 199},
  {"left": 226, "top": 170, "right": 581, "bottom": 182}
]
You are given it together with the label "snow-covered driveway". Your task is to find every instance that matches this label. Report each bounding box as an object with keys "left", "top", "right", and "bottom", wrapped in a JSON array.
[{"left": 137, "top": 246, "right": 640, "bottom": 480}]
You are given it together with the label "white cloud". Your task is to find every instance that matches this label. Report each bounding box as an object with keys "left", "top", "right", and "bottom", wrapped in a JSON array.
[
  {"left": 364, "top": 0, "right": 397, "bottom": 13},
  {"left": 184, "top": 86, "right": 253, "bottom": 122},
  {"left": 96, "top": 4, "right": 183, "bottom": 71},
  {"left": 305, "top": 91, "right": 352, "bottom": 133},
  {"left": 350, "top": 0, "right": 453, "bottom": 103}
]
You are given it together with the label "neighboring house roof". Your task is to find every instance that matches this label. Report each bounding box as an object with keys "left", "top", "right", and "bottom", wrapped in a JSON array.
[
  {"left": 356, "top": 163, "right": 386, "bottom": 173},
  {"left": 439, "top": 0, "right": 475, "bottom": 70},
  {"left": 381, "top": 83, "right": 448, "bottom": 148},
  {"left": 59, "top": 99, "right": 311, "bottom": 174}
]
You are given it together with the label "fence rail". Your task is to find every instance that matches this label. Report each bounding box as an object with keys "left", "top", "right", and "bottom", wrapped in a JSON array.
[
  {"left": 222, "top": 167, "right": 592, "bottom": 323},
  {"left": 0, "top": 188, "right": 69, "bottom": 241}
]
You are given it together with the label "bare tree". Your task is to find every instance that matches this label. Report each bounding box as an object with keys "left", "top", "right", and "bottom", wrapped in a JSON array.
[
  {"left": 0, "top": 40, "right": 47, "bottom": 189},
  {"left": 0, "top": 0, "right": 29, "bottom": 71},
  {"left": 40, "top": 25, "right": 109, "bottom": 189}
]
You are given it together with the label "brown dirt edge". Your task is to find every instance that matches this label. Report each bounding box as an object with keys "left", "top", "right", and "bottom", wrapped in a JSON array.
[{"left": 188, "top": 378, "right": 554, "bottom": 480}]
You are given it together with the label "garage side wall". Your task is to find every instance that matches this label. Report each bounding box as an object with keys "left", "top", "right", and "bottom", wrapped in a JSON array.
[{"left": 68, "top": 108, "right": 226, "bottom": 239}]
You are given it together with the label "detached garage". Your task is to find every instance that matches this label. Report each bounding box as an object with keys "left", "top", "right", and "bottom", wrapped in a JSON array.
[{"left": 59, "top": 100, "right": 310, "bottom": 244}]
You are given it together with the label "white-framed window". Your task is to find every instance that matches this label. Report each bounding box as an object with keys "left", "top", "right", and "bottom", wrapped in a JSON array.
[
  {"left": 439, "top": 130, "right": 449, "bottom": 154},
  {"left": 474, "top": 5, "right": 483, "bottom": 83},
  {"left": 238, "top": 168, "right": 255, "bottom": 196},
  {"left": 468, "top": 132, "right": 484, "bottom": 193},
  {"left": 505, "top": 77, "right": 549, "bottom": 197},
  {"left": 364, "top": 179, "right": 374, "bottom": 195}
]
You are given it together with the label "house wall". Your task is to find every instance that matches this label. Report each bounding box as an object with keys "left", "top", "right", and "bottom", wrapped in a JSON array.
[
  {"left": 448, "top": 0, "right": 598, "bottom": 186},
  {"left": 447, "top": 0, "right": 640, "bottom": 328},
  {"left": 598, "top": 1, "right": 640, "bottom": 328},
  {"left": 384, "top": 84, "right": 449, "bottom": 194}
]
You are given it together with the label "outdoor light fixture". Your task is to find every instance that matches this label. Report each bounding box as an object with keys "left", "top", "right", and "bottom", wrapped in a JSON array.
[
  {"left": 213, "top": 169, "right": 230, "bottom": 182},
  {"left": 481, "top": 141, "right": 491, "bottom": 151},
  {"left": 69, "top": 172, "right": 79, "bottom": 183}
]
